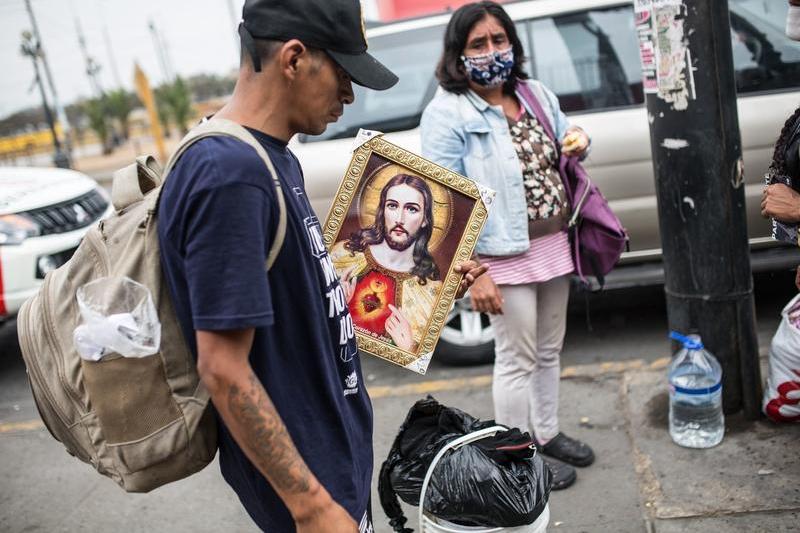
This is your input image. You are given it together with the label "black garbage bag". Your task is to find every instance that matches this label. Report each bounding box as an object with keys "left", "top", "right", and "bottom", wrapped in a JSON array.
[{"left": 378, "top": 396, "right": 552, "bottom": 532}]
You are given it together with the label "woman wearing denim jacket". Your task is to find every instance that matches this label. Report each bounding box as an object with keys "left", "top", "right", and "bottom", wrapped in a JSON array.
[{"left": 421, "top": 1, "right": 594, "bottom": 490}]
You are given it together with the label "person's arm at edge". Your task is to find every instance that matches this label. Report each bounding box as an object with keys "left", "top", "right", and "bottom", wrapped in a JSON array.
[{"left": 196, "top": 328, "right": 356, "bottom": 532}]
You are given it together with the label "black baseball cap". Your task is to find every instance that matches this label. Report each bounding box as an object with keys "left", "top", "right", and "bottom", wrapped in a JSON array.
[{"left": 239, "top": 0, "right": 399, "bottom": 91}]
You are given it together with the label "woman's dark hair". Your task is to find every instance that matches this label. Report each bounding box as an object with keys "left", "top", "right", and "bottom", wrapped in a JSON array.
[
  {"left": 435, "top": 1, "right": 529, "bottom": 95},
  {"left": 346, "top": 174, "right": 440, "bottom": 284},
  {"left": 769, "top": 105, "right": 800, "bottom": 178}
]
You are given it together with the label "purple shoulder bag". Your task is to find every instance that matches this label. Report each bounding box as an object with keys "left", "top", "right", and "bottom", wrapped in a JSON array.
[{"left": 516, "top": 81, "right": 628, "bottom": 288}]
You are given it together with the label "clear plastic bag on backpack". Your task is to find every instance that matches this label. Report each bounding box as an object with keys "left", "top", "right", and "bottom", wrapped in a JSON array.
[{"left": 73, "top": 276, "right": 161, "bottom": 361}]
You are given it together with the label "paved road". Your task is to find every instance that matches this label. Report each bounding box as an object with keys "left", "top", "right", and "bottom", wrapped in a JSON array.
[{"left": 0, "top": 271, "right": 795, "bottom": 532}]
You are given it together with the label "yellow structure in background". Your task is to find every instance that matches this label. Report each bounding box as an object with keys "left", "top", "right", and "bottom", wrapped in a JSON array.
[
  {"left": 0, "top": 124, "right": 64, "bottom": 160},
  {"left": 134, "top": 62, "right": 167, "bottom": 163}
]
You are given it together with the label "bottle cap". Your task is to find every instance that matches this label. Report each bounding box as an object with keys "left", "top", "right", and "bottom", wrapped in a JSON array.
[{"left": 669, "top": 331, "right": 704, "bottom": 350}]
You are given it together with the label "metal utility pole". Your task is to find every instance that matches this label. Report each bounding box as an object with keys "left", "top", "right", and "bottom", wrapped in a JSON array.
[
  {"left": 161, "top": 32, "right": 177, "bottom": 83},
  {"left": 102, "top": 25, "right": 122, "bottom": 89},
  {"left": 24, "top": 0, "right": 72, "bottom": 161},
  {"left": 148, "top": 19, "right": 174, "bottom": 83},
  {"left": 75, "top": 18, "right": 105, "bottom": 98},
  {"left": 635, "top": 0, "right": 761, "bottom": 418},
  {"left": 21, "top": 31, "right": 70, "bottom": 169},
  {"left": 97, "top": 0, "right": 123, "bottom": 88}
]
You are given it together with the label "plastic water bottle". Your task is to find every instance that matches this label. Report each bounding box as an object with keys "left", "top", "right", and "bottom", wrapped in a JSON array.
[{"left": 667, "top": 332, "right": 724, "bottom": 448}]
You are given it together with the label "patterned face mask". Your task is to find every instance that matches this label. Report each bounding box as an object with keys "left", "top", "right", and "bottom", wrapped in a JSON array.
[{"left": 461, "top": 47, "right": 515, "bottom": 87}]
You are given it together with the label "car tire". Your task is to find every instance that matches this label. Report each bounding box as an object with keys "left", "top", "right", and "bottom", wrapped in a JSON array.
[{"left": 435, "top": 297, "right": 495, "bottom": 366}]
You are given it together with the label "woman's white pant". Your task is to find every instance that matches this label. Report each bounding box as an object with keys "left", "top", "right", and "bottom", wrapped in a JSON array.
[{"left": 490, "top": 275, "right": 570, "bottom": 442}]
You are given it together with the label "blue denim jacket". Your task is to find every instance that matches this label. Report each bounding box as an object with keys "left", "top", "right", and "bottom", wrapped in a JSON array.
[{"left": 421, "top": 79, "right": 571, "bottom": 256}]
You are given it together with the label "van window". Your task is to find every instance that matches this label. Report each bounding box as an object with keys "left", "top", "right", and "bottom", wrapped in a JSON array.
[
  {"left": 729, "top": 0, "right": 800, "bottom": 94},
  {"left": 527, "top": 6, "right": 644, "bottom": 114}
]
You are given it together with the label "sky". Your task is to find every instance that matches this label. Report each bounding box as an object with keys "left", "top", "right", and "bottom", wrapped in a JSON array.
[{"left": 0, "top": 0, "right": 381, "bottom": 119}]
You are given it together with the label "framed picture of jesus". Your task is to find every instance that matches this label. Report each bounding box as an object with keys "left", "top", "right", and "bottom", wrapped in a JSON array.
[{"left": 322, "top": 132, "right": 493, "bottom": 374}]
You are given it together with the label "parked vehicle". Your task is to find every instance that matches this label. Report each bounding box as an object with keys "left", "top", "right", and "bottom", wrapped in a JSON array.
[
  {"left": 0, "top": 167, "right": 111, "bottom": 322},
  {"left": 295, "top": 0, "right": 800, "bottom": 365}
]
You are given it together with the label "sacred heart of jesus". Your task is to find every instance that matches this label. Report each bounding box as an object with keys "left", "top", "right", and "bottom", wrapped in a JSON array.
[{"left": 350, "top": 270, "right": 396, "bottom": 337}]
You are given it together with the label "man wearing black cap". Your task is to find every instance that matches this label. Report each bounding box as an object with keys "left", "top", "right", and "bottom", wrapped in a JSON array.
[{"left": 157, "top": 1, "right": 483, "bottom": 532}]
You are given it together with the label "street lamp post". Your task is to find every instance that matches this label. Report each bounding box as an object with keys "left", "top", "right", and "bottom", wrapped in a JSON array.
[
  {"left": 20, "top": 31, "right": 70, "bottom": 169},
  {"left": 24, "top": 0, "right": 73, "bottom": 163}
]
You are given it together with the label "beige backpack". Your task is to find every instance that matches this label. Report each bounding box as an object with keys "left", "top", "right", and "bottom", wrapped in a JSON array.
[{"left": 17, "top": 119, "right": 286, "bottom": 492}]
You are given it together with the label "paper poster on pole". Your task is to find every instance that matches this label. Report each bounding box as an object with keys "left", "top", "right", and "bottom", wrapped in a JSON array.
[{"left": 635, "top": 0, "right": 696, "bottom": 109}]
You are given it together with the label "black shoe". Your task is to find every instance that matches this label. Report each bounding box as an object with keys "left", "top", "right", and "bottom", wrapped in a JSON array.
[
  {"left": 542, "top": 456, "right": 576, "bottom": 490},
  {"left": 539, "top": 432, "right": 595, "bottom": 467}
]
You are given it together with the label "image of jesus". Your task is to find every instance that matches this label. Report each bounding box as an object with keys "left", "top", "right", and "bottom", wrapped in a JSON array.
[{"left": 331, "top": 173, "right": 443, "bottom": 352}]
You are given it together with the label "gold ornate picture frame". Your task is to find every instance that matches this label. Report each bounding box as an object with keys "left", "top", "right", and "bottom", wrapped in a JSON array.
[{"left": 322, "top": 132, "right": 493, "bottom": 374}]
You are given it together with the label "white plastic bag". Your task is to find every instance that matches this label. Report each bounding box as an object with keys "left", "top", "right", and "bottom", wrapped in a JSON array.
[
  {"left": 73, "top": 276, "right": 161, "bottom": 361},
  {"left": 763, "top": 293, "right": 800, "bottom": 422}
]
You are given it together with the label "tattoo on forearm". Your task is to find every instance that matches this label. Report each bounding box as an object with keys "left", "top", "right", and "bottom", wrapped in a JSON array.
[{"left": 227, "top": 374, "right": 312, "bottom": 494}]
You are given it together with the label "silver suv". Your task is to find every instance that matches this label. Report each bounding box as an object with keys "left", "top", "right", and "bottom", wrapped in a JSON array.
[{"left": 291, "top": 0, "right": 800, "bottom": 364}]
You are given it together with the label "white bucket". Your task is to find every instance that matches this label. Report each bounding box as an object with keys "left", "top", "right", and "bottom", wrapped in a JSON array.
[
  {"left": 423, "top": 504, "right": 549, "bottom": 533},
  {"left": 418, "top": 426, "right": 550, "bottom": 533}
]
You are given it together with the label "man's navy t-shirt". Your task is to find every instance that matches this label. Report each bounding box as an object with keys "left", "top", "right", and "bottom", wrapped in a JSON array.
[{"left": 157, "top": 129, "right": 372, "bottom": 532}]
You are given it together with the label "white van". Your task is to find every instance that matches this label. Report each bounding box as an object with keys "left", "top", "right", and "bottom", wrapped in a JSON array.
[
  {"left": 0, "top": 167, "right": 112, "bottom": 322},
  {"left": 292, "top": 0, "right": 800, "bottom": 364}
]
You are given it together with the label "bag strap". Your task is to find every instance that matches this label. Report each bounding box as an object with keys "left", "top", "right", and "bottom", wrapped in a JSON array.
[
  {"left": 516, "top": 81, "right": 558, "bottom": 145},
  {"left": 147, "top": 118, "right": 287, "bottom": 270}
]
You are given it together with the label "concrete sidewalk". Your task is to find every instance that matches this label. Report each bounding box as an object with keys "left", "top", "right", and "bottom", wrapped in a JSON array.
[
  {"left": 2, "top": 360, "right": 798, "bottom": 532},
  {"left": 619, "top": 368, "right": 800, "bottom": 532},
  {"left": 374, "top": 362, "right": 800, "bottom": 533}
]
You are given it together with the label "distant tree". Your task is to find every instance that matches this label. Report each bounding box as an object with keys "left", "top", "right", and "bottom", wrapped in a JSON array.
[
  {"left": 154, "top": 85, "right": 173, "bottom": 137},
  {"left": 84, "top": 98, "right": 111, "bottom": 154},
  {"left": 161, "top": 77, "right": 194, "bottom": 135},
  {"left": 106, "top": 89, "right": 138, "bottom": 140},
  {"left": 186, "top": 73, "right": 235, "bottom": 101},
  {"left": 65, "top": 102, "right": 87, "bottom": 143},
  {"left": 0, "top": 106, "right": 46, "bottom": 137}
]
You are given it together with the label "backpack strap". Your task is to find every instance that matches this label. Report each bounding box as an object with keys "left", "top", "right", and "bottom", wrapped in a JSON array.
[
  {"left": 147, "top": 118, "right": 287, "bottom": 270},
  {"left": 111, "top": 155, "right": 162, "bottom": 212}
]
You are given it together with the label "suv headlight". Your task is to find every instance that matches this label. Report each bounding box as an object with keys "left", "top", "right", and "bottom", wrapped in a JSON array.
[{"left": 0, "top": 214, "right": 40, "bottom": 245}]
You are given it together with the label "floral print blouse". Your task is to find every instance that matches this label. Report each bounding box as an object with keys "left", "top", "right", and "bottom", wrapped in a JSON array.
[{"left": 507, "top": 108, "right": 568, "bottom": 222}]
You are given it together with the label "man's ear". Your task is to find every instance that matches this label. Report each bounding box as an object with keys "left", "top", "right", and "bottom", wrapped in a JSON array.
[{"left": 278, "top": 39, "right": 307, "bottom": 82}]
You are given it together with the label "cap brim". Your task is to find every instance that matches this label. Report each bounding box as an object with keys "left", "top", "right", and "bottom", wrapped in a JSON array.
[{"left": 327, "top": 50, "right": 398, "bottom": 91}]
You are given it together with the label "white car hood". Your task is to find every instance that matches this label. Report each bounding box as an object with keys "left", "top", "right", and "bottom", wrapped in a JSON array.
[{"left": 0, "top": 167, "right": 97, "bottom": 215}]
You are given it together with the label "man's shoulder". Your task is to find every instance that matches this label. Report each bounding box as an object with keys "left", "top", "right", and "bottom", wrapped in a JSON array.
[{"left": 168, "top": 136, "right": 277, "bottom": 194}]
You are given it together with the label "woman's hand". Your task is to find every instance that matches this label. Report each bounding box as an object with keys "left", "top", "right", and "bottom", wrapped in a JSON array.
[
  {"left": 454, "top": 260, "right": 489, "bottom": 299},
  {"left": 386, "top": 304, "right": 415, "bottom": 352},
  {"left": 469, "top": 272, "right": 503, "bottom": 315},
  {"left": 561, "top": 127, "right": 590, "bottom": 158},
  {"left": 761, "top": 183, "right": 800, "bottom": 223}
]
